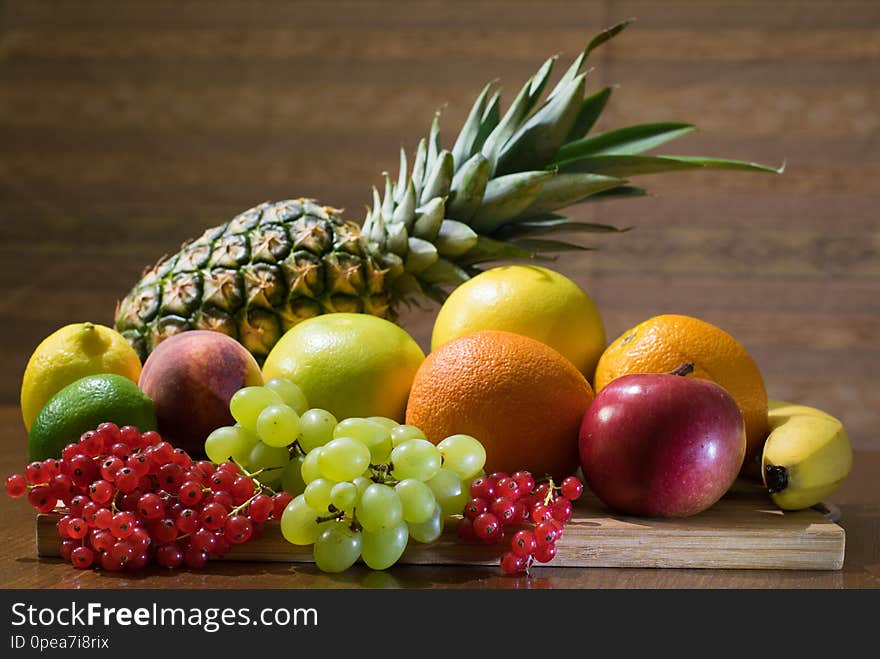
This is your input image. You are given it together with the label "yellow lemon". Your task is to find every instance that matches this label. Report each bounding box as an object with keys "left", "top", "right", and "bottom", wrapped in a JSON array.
[
  {"left": 21, "top": 322, "right": 142, "bottom": 431},
  {"left": 431, "top": 265, "right": 606, "bottom": 377}
]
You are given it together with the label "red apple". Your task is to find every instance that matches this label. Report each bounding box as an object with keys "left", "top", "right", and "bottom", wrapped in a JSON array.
[
  {"left": 578, "top": 367, "right": 746, "bottom": 517},
  {"left": 138, "top": 331, "right": 263, "bottom": 457}
]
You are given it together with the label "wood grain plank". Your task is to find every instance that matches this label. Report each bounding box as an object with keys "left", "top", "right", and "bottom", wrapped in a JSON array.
[{"left": 34, "top": 484, "right": 846, "bottom": 570}]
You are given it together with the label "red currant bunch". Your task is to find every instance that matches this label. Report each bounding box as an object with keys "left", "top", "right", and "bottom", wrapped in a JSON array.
[
  {"left": 5, "top": 423, "right": 291, "bottom": 572},
  {"left": 457, "top": 470, "right": 584, "bottom": 575}
]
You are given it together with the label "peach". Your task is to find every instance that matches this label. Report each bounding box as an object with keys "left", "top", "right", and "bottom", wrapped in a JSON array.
[{"left": 138, "top": 331, "right": 262, "bottom": 457}]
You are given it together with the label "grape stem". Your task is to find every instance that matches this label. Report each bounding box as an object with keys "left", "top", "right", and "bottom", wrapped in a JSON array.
[{"left": 368, "top": 463, "right": 398, "bottom": 486}]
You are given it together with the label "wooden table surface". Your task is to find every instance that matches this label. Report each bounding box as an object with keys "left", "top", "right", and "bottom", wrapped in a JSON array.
[{"left": 1, "top": 1, "right": 878, "bottom": 588}]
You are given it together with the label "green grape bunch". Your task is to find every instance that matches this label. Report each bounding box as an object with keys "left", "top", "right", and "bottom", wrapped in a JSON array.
[{"left": 203, "top": 379, "right": 488, "bottom": 572}]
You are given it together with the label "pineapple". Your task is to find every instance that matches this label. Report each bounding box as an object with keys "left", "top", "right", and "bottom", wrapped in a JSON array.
[{"left": 114, "top": 20, "right": 778, "bottom": 362}]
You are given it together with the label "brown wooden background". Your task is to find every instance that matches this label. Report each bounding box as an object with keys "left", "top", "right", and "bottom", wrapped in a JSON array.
[{"left": 1, "top": 0, "right": 878, "bottom": 451}]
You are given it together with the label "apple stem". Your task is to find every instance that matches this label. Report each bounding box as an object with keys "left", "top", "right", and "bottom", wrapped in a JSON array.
[{"left": 669, "top": 362, "right": 695, "bottom": 377}]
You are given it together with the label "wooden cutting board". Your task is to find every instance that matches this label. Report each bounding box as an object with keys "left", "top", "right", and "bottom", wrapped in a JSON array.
[{"left": 35, "top": 481, "right": 845, "bottom": 570}]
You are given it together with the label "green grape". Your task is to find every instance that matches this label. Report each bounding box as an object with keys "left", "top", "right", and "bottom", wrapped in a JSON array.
[
  {"left": 390, "top": 424, "right": 427, "bottom": 447},
  {"left": 281, "top": 454, "right": 306, "bottom": 496},
  {"left": 408, "top": 502, "right": 444, "bottom": 543},
  {"left": 229, "top": 386, "right": 283, "bottom": 432},
  {"left": 280, "top": 495, "right": 321, "bottom": 545},
  {"left": 426, "top": 467, "right": 467, "bottom": 516},
  {"left": 366, "top": 416, "right": 399, "bottom": 430},
  {"left": 356, "top": 483, "right": 402, "bottom": 532},
  {"left": 264, "top": 377, "right": 309, "bottom": 415},
  {"left": 298, "top": 409, "right": 338, "bottom": 452},
  {"left": 330, "top": 481, "right": 358, "bottom": 512},
  {"left": 352, "top": 476, "right": 371, "bottom": 500},
  {"left": 334, "top": 418, "right": 392, "bottom": 463},
  {"left": 394, "top": 478, "right": 436, "bottom": 524},
  {"left": 436, "top": 434, "right": 486, "bottom": 480},
  {"left": 390, "top": 439, "right": 441, "bottom": 482},
  {"left": 204, "top": 425, "right": 259, "bottom": 465},
  {"left": 304, "top": 478, "right": 336, "bottom": 514},
  {"left": 313, "top": 523, "right": 362, "bottom": 573},
  {"left": 248, "top": 441, "right": 290, "bottom": 489},
  {"left": 256, "top": 403, "right": 301, "bottom": 448},
  {"left": 318, "top": 437, "right": 371, "bottom": 482},
  {"left": 301, "top": 448, "right": 323, "bottom": 484},
  {"left": 361, "top": 521, "right": 408, "bottom": 570}
]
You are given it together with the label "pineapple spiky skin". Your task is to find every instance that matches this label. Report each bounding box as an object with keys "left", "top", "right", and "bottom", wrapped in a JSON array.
[
  {"left": 115, "top": 199, "right": 396, "bottom": 362},
  {"left": 114, "top": 20, "right": 779, "bottom": 363}
]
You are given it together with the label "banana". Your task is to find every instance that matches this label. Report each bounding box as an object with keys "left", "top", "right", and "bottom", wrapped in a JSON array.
[{"left": 761, "top": 399, "right": 852, "bottom": 510}]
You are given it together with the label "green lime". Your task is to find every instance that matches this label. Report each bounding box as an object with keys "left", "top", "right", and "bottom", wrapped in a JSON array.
[{"left": 28, "top": 374, "right": 157, "bottom": 460}]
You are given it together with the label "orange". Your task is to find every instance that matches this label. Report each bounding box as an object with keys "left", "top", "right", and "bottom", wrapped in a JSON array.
[
  {"left": 405, "top": 330, "right": 594, "bottom": 479},
  {"left": 594, "top": 314, "right": 768, "bottom": 462}
]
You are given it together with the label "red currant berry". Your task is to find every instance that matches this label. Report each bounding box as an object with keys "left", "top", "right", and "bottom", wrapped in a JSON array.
[
  {"left": 157, "top": 463, "right": 185, "bottom": 493},
  {"left": 560, "top": 476, "right": 583, "bottom": 501},
  {"left": 490, "top": 497, "right": 518, "bottom": 525},
  {"left": 113, "top": 467, "right": 138, "bottom": 493},
  {"left": 534, "top": 542, "right": 557, "bottom": 563},
  {"left": 488, "top": 471, "right": 509, "bottom": 483},
  {"left": 231, "top": 476, "right": 255, "bottom": 504},
  {"left": 217, "top": 461, "right": 240, "bottom": 475},
  {"left": 140, "top": 430, "right": 162, "bottom": 447},
  {"left": 71, "top": 546, "right": 95, "bottom": 569},
  {"left": 109, "top": 512, "right": 136, "bottom": 539},
  {"left": 25, "top": 461, "right": 47, "bottom": 484},
  {"left": 210, "top": 470, "right": 234, "bottom": 493},
  {"left": 27, "top": 487, "right": 57, "bottom": 513},
  {"left": 110, "top": 540, "right": 135, "bottom": 565},
  {"left": 194, "top": 461, "right": 215, "bottom": 478},
  {"left": 42, "top": 459, "right": 62, "bottom": 478},
  {"left": 94, "top": 507, "right": 113, "bottom": 530},
  {"left": 126, "top": 551, "right": 150, "bottom": 571},
  {"left": 156, "top": 544, "right": 184, "bottom": 568},
  {"left": 110, "top": 442, "right": 132, "bottom": 460},
  {"left": 100, "top": 457, "right": 123, "bottom": 482},
  {"left": 501, "top": 551, "right": 527, "bottom": 575},
  {"left": 246, "top": 494, "right": 273, "bottom": 524},
  {"left": 137, "top": 493, "right": 164, "bottom": 520},
  {"left": 99, "top": 551, "right": 125, "bottom": 572},
  {"left": 551, "top": 498, "right": 573, "bottom": 523},
  {"left": 151, "top": 519, "right": 177, "bottom": 545},
  {"left": 6, "top": 473, "right": 27, "bottom": 498},
  {"left": 174, "top": 507, "right": 198, "bottom": 533},
  {"left": 224, "top": 515, "right": 253, "bottom": 544},
  {"left": 88, "top": 479, "right": 114, "bottom": 505},
  {"left": 67, "top": 517, "right": 89, "bottom": 539},
  {"left": 119, "top": 425, "right": 142, "bottom": 448},
  {"left": 271, "top": 492, "right": 293, "bottom": 519},
  {"left": 200, "top": 502, "right": 228, "bottom": 530},
  {"left": 68, "top": 494, "right": 88, "bottom": 517},
  {"left": 511, "top": 471, "right": 535, "bottom": 495},
  {"left": 96, "top": 421, "right": 122, "bottom": 444},
  {"left": 463, "top": 498, "right": 488, "bottom": 520},
  {"left": 511, "top": 529, "right": 538, "bottom": 558},
  {"left": 60, "top": 539, "right": 78, "bottom": 562},
  {"left": 152, "top": 442, "right": 175, "bottom": 466},
  {"left": 534, "top": 521, "right": 560, "bottom": 548},
  {"left": 469, "top": 477, "right": 496, "bottom": 500},
  {"left": 178, "top": 480, "right": 204, "bottom": 506},
  {"left": 207, "top": 490, "right": 234, "bottom": 511},
  {"left": 531, "top": 504, "right": 554, "bottom": 524},
  {"left": 183, "top": 545, "right": 208, "bottom": 569},
  {"left": 91, "top": 530, "right": 114, "bottom": 553},
  {"left": 171, "top": 448, "right": 192, "bottom": 467},
  {"left": 126, "top": 453, "right": 150, "bottom": 478},
  {"left": 473, "top": 513, "right": 502, "bottom": 543},
  {"left": 69, "top": 455, "right": 98, "bottom": 486}
]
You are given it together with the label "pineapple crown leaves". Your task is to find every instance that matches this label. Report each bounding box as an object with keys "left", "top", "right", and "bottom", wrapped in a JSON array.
[{"left": 362, "top": 18, "right": 782, "bottom": 301}]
